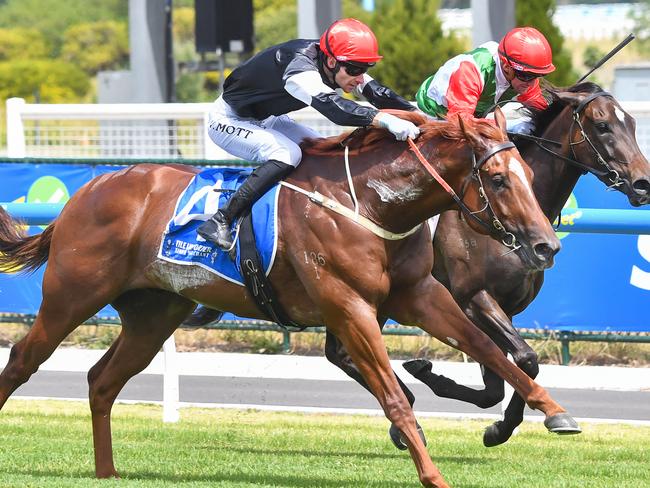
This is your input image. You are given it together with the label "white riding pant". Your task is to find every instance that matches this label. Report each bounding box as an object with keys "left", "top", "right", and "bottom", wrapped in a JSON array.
[{"left": 207, "top": 96, "right": 321, "bottom": 167}]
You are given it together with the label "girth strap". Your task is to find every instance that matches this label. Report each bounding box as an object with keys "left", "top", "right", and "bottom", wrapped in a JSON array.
[{"left": 238, "top": 210, "right": 306, "bottom": 331}]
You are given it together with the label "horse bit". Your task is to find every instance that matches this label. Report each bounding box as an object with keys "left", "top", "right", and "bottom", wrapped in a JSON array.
[{"left": 408, "top": 138, "right": 521, "bottom": 251}]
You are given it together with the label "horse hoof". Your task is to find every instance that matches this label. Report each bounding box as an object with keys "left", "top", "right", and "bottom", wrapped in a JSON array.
[
  {"left": 544, "top": 412, "right": 582, "bottom": 435},
  {"left": 389, "top": 422, "right": 428, "bottom": 451},
  {"left": 483, "top": 420, "right": 513, "bottom": 447},
  {"left": 402, "top": 359, "right": 432, "bottom": 378}
]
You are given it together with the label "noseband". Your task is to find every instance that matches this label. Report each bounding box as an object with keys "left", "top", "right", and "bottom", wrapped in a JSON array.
[
  {"left": 511, "top": 91, "right": 625, "bottom": 189},
  {"left": 569, "top": 92, "right": 625, "bottom": 188},
  {"left": 408, "top": 138, "right": 521, "bottom": 250}
]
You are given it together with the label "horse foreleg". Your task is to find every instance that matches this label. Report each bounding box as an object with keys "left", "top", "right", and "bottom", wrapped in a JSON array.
[
  {"left": 324, "top": 328, "right": 424, "bottom": 450},
  {"left": 404, "top": 289, "right": 542, "bottom": 444},
  {"left": 459, "top": 292, "right": 542, "bottom": 446},
  {"left": 386, "top": 277, "right": 580, "bottom": 436},
  {"left": 325, "top": 304, "right": 446, "bottom": 488},
  {"left": 88, "top": 290, "right": 194, "bottom": 479}
]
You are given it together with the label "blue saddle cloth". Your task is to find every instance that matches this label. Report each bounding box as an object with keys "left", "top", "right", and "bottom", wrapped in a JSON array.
[{"left": 157, "top": 167, "right": 279, "bottom": 285}]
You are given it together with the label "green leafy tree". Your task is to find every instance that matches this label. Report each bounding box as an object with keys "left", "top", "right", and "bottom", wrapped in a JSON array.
[
  {"left": 61, "top": 21, "right": 128, "bottom": 75},
  {"left": 368, "top": 0, "right": 462, "bottom": 98},
  {"left": 0, "top": 28, "right": 50, "bottom": 61},
  {"left": 252, "top": 0, "right": 375, "bottom": 52},
  {"left": 0, "top": 0, "right": 127, "bottom": 56},
  {"left": 254, "top": 1, "right": 297, "bottom": 51},
  {"left": 515, "top": 0, "right": 576, "bottom": 86},
  {"left": 0, "top": 59, "right": 90, "bottom": 102},
  {"left": 583, "top": 45, "right": 605, "bottom": 69},
  {"left": 173, "top": 6, "right": 195, "bottom": 45},
  {"left": 631, "top": 0, "right": 650, "bottom": 54}
]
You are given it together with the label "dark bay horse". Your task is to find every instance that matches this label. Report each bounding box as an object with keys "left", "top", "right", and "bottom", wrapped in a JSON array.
[
  {"left": 0, "top": 109, "right": 567, "bottom": 487},
  {"left": 326, "top": 82, "right": 650, "bottom": 450}
]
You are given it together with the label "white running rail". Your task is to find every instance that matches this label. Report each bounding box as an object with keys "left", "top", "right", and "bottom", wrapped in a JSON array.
[
  {"left": 6, "top": 97, "right": 650, "bottom": 160},
  {"left": 5, "top": 97, "right": 355, "bottom": 160}
]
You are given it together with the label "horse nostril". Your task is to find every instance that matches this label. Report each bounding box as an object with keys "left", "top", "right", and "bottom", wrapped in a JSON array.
[
  {"left": 632, "top": 178, "right": 650, "bottom": 196},
  {"left": 534, "top": 242, "right": 558, "bottom": 262}
]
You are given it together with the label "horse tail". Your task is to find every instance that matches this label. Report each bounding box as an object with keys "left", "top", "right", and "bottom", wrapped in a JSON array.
[{"left": 0, "top": 207, "right": 54, "bottom": 274}]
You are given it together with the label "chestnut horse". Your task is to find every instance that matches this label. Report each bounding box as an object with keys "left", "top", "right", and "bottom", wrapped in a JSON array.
[
  {"left": 0, "top": 109, "right": 569, "bottom": 487},
  {"left": 325, "top": 82, "right": 650, "bottom": 449}
]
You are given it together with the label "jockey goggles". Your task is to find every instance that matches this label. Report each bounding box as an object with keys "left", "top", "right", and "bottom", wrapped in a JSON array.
[
  {"left": 512, "top": 69, "right": 541, "bottom": 82},
  {"left": 340, "top": 61, "right": 374, "bottom": 76}
]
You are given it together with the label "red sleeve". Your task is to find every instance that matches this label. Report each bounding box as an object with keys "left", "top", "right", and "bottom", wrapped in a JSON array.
[
  {"left": 516, "top": 79, "right": 548, "bottom": 110},
  {"left": 445, "top": 61, "right": 484, "bottom": 120}
]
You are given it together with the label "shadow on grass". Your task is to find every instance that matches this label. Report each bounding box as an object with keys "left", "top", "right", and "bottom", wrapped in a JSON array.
[
  {"left": 7, "top": 452, "right": 497, "bottom": 487},
  {"left": 8, "top": 467, "right": 413, "bottom": 487},
  {"left": 190, "top": 444, "right": 492, "bottom": 465}
]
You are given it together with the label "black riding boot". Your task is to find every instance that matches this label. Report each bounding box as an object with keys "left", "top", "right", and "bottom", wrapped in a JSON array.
[{"left": 197, "top": 159, "right": 293, "bottom": 250}]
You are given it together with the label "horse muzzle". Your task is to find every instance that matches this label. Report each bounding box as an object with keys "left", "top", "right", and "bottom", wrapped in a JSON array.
[
  {"left": 517, "top": 235, "right": 561, "bottom": 271},
  {"left": 629, "top": 177, "right": 650, "bottom": 207}
]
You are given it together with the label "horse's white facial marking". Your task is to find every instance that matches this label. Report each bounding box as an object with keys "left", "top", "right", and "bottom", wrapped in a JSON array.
[
  {"left": 508, "top": 157, "right": 534, "bottom": 198},
  {"left": 614, "top": 107, "right": 626, "bottom": 126},
  {"left": 367, "top": 179, "right": 423, "bottom": 203}
]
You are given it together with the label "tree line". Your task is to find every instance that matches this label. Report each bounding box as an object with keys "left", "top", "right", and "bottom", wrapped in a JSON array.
[{"left": 0, "top": 0, "right": 645, "bottom": 106}]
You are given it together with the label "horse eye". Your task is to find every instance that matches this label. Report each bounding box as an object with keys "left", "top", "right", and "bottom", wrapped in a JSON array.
[
  {"left": 595, "top": 122, "right": 610, "bottom": 133},
  {"left": 492, "top": 174, "right": 506, "bottom": 189}
]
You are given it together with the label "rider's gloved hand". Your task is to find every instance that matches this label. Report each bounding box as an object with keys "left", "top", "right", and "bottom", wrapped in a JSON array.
[{"left": 375, "top": 112, "right": 420, "bottom": 141}]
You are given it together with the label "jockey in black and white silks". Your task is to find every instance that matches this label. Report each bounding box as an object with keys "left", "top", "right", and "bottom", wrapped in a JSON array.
[{"left": 198, "top": 18, "right": 419, "bottom": 251}]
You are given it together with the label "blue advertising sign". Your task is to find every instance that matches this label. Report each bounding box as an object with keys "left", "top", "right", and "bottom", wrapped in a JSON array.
[
  {"left": 0, "top": 162, "right": 123, "bottom": 318},
  {"left": 0, "top": 162, "right": 647, "bottom": 332},
  {"left": 515, "top": 173, "right": 649, "bottom": 332}
]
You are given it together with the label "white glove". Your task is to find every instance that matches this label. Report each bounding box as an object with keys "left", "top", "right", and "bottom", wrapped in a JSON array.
[{"left": 376, "top": 112, "right": 420, "bottom": 141}]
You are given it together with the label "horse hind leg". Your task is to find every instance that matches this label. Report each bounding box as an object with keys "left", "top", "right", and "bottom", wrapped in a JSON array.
[
  {"left": 0, "top": 272, "right": 114, "bottom": 410},
  {"left": 403, "top": 357, "right": 505, "bottom": 409},
  {"left": 87, "top": 289, "right": 194, "bottom": 479}
]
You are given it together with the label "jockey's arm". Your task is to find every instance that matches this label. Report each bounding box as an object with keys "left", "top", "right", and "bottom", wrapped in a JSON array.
[
  {"left": 444, "top": 61, "right": 484, "bottom": 120},
  {"left": 354, "top": 74, "right": 416, "bottom": 111},
  {"left": 284, "top": 70, "right": 379, "bottom": 126},
  {"left": 516, "top": 79, "right": 549, "bottom": 111},
  {"left": 284, "top": 70, "right": 419, "bottom": 140}
]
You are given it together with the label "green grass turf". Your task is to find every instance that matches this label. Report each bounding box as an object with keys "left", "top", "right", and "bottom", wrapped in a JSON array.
[{"left": 0, "top": 400, "right": 648, "bottom": 487}]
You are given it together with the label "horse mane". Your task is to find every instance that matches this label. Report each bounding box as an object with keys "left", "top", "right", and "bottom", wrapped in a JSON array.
[
  {"left": 529, "top": 81, "right": 603, "bottom": 137},
  {"left": 302, "top": 109, "right": 505, "bottom": 156},
  {"left": 512, "top": 81, "right": 603, "bottom": 154}
]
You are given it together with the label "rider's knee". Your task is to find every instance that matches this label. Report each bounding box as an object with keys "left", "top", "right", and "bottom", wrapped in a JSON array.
[{"left": 266, "top": 143, "right": 301, "bottom": 167}]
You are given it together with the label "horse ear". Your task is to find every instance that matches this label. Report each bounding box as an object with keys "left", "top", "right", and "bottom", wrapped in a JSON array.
[
  {"left": 457, "top": 114, "right": 483, "bottom": 150},
  {"left": 550, "top": 90, "right": 584, "bottom": 107},
  {"left": 493, "top": 106, "right": 508, "bottom": 137}
]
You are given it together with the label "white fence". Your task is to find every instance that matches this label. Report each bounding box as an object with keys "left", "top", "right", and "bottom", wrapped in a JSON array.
[
  {"left": 6, "top": 97, "right": 650, "bottom": 160},
  {"left": 5, "top": 97, "right": 351, "bottom": 161}
]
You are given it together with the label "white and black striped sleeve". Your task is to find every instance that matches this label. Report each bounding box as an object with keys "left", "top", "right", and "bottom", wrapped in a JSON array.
[{"left": 284, "top": 70, "right": 378, "bottom": 126}]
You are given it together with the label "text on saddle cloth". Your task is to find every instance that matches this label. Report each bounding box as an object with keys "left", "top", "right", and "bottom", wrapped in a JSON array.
[{"left": 157, "top": 167, "right": 279, "bottom": 286}]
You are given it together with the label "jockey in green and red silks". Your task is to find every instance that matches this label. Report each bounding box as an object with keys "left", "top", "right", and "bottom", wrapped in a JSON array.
[{"left": 417, "top": 27, "right": 555, "bottom": 129}]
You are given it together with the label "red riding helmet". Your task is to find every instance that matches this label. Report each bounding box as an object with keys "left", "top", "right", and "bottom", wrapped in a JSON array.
[
  {"left": 319, "top": 18, "right": 383, "bottom": 63},
  {"left": 498, "top": 27, "right": 555, "bottom": 75}
]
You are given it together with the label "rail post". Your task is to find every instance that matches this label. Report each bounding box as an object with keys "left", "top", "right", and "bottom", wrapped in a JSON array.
[{"left": 559, "top": 331, "right": 574, "bottom": 365}]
